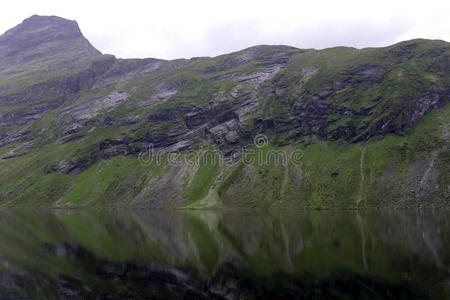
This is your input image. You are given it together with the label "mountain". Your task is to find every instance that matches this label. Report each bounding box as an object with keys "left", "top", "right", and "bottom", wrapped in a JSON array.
[{"left": 0, "top": 15, "right": 448, "bottom": 208}]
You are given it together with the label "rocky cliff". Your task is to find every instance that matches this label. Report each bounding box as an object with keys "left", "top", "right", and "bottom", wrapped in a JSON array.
[{"left": 0, "top": 15, "right": 449, "bottom": 208}]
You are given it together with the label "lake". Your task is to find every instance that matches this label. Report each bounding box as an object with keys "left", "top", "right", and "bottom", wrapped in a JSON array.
[{"left": 0, "top": 209, "right": 448, "bottom": 299}]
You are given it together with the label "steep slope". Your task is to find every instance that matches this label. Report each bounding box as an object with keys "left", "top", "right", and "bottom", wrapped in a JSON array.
[{"left": 0, "top": 15, "right": 448, "bottom": 208}]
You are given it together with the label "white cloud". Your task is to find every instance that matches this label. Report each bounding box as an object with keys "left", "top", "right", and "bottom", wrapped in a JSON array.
[{"left": 1, "top": 0, "right": 449, "bottom": 59}]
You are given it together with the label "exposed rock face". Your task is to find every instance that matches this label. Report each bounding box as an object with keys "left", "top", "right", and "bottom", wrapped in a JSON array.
[{"left": 60, "top": 91, "right": 131, "bottom": 120}]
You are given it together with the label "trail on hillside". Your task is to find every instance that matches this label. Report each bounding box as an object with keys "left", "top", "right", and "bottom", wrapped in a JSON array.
[
  {"left": 280, "top": 147, "right": 293, "bottom": 200},
  {"left": 420, "top": 153, "right": 436, "bottom": 186},
  {"left": 357, "top": 147, "right": 366, "bottom": 205}
]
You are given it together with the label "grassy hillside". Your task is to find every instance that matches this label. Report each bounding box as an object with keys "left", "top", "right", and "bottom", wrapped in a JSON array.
[
  {"left": 0, "top": 101, "right": 448, "bottom": 208},
  {"left": 0, "top": 16, "right": 448, "bottom": 208}
]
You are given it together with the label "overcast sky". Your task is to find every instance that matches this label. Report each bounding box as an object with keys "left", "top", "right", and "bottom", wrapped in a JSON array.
[{"left": 1, "top": 0, "right": 449, "bottom": 59}]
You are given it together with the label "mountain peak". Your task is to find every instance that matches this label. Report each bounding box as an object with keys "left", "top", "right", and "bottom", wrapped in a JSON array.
[
  {"left": 0, "top": 15, "right": 84, "bottom": 49},
  {"left": 0, "top": 15, "right": 104, "bottom": 102}
]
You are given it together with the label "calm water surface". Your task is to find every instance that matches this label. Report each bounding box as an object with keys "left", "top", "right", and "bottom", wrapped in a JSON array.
[{"left": 0, "top": 209, "right": 448, "bottom": 299}]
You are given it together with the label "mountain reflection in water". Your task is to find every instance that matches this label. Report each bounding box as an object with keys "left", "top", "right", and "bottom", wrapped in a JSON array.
[{"left": 0, "top": 209, "right": 448, "bottom": 299}]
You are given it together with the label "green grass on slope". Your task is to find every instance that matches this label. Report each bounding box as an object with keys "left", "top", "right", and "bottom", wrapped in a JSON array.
[
  {"left": 294, "top": 142, "right": 362, "bottom": 209},
  {"left": 183, "top": 151, "right": 220, "bottom": 203},
  {"left": 58, "top": 155, "right": 168, "bottom": 207},
  {"left": 217, "top": 102, "right": 449, "bottom": 209}
]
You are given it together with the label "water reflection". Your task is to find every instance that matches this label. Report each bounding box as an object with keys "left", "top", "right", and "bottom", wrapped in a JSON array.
[{"left": 0, "top": 209, "right": 448, "bottom": 299}]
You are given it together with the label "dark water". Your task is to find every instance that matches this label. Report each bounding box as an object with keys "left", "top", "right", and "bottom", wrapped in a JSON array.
[{"left": 0, "top": 209, "right": 448, "bottom": 299}]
